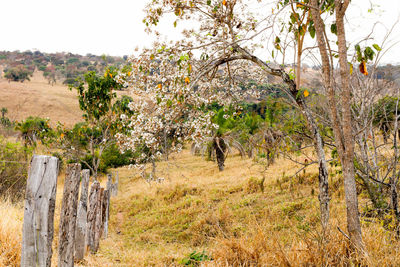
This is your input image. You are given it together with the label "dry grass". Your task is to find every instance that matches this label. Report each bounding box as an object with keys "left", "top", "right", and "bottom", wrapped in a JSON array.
[
  {"left": 0, "top": 71, "right": 82, "bottom": 126},
  {"left": 0, "top": 148, "right": 400, "bottom": 266},
  {"left": 0, "top": 199, "right": 23, "bottom": 266},
  {"left": 0, "top": 70, "right": 130, "bottom": 126}
]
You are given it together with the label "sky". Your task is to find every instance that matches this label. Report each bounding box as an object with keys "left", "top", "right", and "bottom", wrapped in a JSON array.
[{"left": 0, "top": 0, "right": 399, "bottom": 63}]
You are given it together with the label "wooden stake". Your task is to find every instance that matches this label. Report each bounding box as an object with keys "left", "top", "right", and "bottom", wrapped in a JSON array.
[
  {"left": 21, "top": 155, "right": 59, "bottom": 267},
  {"left": 58, "top": 164, "right": 81, "bottom": 267},
  {"left": 74, "top": 169, "right": 90, "bottom": 261}
]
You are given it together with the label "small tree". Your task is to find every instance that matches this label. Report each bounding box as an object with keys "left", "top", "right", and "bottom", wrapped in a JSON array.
[
  {"left": 4, "top": 65, "right": 33, "bottom": 82},
  {"left": 15, "top": 116, "right": 54, "bottom": 149},
  {"left": 60, "top": 67, "right": 123, "bottom": 177}
]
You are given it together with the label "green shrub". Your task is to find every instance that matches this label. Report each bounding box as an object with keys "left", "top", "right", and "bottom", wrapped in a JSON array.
[
  {"left": 179, "top": 251, "right": 211, "bottom": 266},
  {"left": 0, "top": 137, "right": 32, "bottom": 201},
  {"left": 15, "top": 116, "right": 54, "bottom": 148},
  {"left": 78, "top": 143, "right": 136, "bottom": 174}
]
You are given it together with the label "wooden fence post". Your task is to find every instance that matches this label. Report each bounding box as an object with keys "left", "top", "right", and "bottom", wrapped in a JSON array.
[
  {"left": 21, "top": 155, "right": 59, "bottom": 267},
  {"left": 111, "top": 171, "right": 119, "bottom": 197},
  {"left": 58, "top": 164, "right": 81, "bottom": 267},
  {"left": 87, "top": 181, "right": 100, "bottom": 254},
  {"left": 74, "top": 169, "right": 90, "bottom": 261},
  {"left": 93, "top": 188, "right": 104, "bottom": 253},
  {"left": 103, "top": 175, "right": 112, "bottom": 238},
  {"left": 102, "top": 188, "right": 110, "bottom": 238}
]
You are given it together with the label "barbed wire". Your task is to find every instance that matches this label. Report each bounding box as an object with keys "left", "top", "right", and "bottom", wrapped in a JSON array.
[{"left": 0, "top": 160, "right": 29, "bottom": 164}]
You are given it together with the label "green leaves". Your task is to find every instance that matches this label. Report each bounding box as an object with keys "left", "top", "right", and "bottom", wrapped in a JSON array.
[
  {"left": 274, "top": 36, "right": 281, "bottom": 51},
  {"left": 71, "top": 67, "right": 120, "bottom": 121},
  {"left": 373, "top": 44, "right": 382, "bottom": 51},
  {"left": 330, "top": 23, "right": 337, "bottom": 35},
  {"left": 308, "top": 22, "right": 315, "bottom": 38},
  {"left": 364, "top": 46, "right": 375, "bottom": 61},
  {"left": 354, "top": 43, "right": 381, "bottom": 63}
]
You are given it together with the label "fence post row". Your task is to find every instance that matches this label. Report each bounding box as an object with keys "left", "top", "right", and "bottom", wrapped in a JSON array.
[
  {"left": 21, "top": 155, "right": 59, "bottom": 267},
  {"left": 58, "top": 164, "right": 81, "bottom": 267},
  {"left": 21, "top": 159, "right": 116, "bottom": 265},
  {"left": 74, "top": 169, "right": 90, "bottom": 261}
]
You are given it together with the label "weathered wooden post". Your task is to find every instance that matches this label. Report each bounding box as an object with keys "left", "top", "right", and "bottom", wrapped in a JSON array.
[
  {"left": 103, "top": 175, "right": 112, "bottom": 238},
  {"left": 74, "top": 169, "right": 90, "bottom": 261},
  {"left": 102, "top": 188, "right": 110, "bottom": 238},
  {"left": 92, "top": 188, "right": 104, "bottom": 253},
  {"left": 87, "top": 181, "right": 102, "bottom": 254},
  {"left": 58, "top": 164, "right": 81, "bottom": 267},
  {"left": 21, "top": 155, "right": 59, "bottom": 267},
  {"left": 111, "top": 171, "right": 119, "bottom": 197}
]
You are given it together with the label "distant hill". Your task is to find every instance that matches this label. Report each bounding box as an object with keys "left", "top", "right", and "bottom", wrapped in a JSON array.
[{"left": 0, "top": 50, "right": 128, "bottom": 85}]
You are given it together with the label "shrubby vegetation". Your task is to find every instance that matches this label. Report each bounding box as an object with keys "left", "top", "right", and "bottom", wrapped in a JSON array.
[
  {"left": 0, "top": 137, "right": 31, "bottom": 201},
  {"left": 0, "top": 50, "right": 128, "bottom": 85},
  {"left": 3, "top": 65, "right": 32, "bottom": 82}
]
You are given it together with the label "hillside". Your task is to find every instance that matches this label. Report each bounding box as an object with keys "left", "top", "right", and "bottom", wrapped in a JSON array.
[
  {"left": 1, "top": 148, "right": 400, "bottom": 266},
  {"left": 0, "top": 70, "right": 130, "bottom": 126},
  {"left": 0, "top": 71, "right": 82, "bottom": 126}
]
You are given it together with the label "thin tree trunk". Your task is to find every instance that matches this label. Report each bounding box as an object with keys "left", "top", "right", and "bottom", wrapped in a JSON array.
[
  {"left": 310, "top": 0, "right": 364, "bottom": 251},
  {"left": 336, "top": 2, "right": 364, "bottom": 251},
  {"left": 391, "top": 98, "right": 400, "bottom": 234}
]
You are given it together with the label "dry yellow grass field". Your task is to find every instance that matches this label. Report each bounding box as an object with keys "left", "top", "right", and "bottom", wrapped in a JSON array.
[
  {"left": 0, "top": 71, "right": 82, "bottom": 126},
  {"left": 0, "top": 70, "right": 129, "bottom": 126},
  {"left": 1, "top": 148, "right": 399, "bottom": 266}
]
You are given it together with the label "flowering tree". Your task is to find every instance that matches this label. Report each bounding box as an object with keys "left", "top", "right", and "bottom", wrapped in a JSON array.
[
  {"left": 123, "top": 0, "right": 334, "bottom": 231},
  {"left": 116, "top": 49, "right": 220, "bottom": 179}
]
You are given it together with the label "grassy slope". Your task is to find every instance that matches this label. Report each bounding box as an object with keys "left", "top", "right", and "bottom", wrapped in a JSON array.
[
  {"left": 0, "top": 72, "right": 399, "bottom": 266},
  {"left": 88, "top": 150, "right": 400, "bottom": 266},
  {"left": 0, "top": 71, "right": 82, "bottom": 126},
  {"left": 1, "top": 139, "right": 400, "bottom": 266}
]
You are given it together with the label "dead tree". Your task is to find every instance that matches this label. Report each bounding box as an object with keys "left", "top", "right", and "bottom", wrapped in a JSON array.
[{"left": 21, "top": 155, "right": 59, "bottom": 267}]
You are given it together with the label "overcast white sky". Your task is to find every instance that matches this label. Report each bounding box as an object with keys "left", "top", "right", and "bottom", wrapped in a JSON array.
[{"left": 0, "top": 0, "right": 399, "bottom": 63}]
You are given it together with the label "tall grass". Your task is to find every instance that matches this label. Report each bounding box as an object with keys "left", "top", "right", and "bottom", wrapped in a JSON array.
[{"left": 0, "top": 199, "right": 23, "bottom": 267}]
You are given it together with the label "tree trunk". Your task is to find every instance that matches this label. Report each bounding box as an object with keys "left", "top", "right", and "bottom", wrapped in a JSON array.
[
  {"left": 214, "top": 137, "right": 227, "bottom": 171},
  {"left": 74, "top": 169, "right": 90, "bottom": 262},
  {"left": 58, "top": 164, "right": 81, "bottom": 267},
  {"left": 21, "top": 155, "right": 59, "bottom": 267},
  {"left": 336, "top": 3, "right": 364, "bottom": 251},
  {"left": 310, "top": 0, "right": 364, "bottom": 251}
]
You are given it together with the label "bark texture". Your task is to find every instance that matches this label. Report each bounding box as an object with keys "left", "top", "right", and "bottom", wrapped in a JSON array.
[
  {"left": 214, "top": 137, "right": 227, "bottom": 171},
  {"left": 87, "top": 181, "right": 100, "bottom": 254},
  {"left": 21, "top": 155, "right": 59, "bottom": 267},
  {"left": 74, "top": 169, "right": 90, "bottom": 261},
  {"left": 58, "top": 163, "right": 81, "bottom": 267},
  {"left": 310, "top": 0, "right": 364, "bottom": 251}
]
